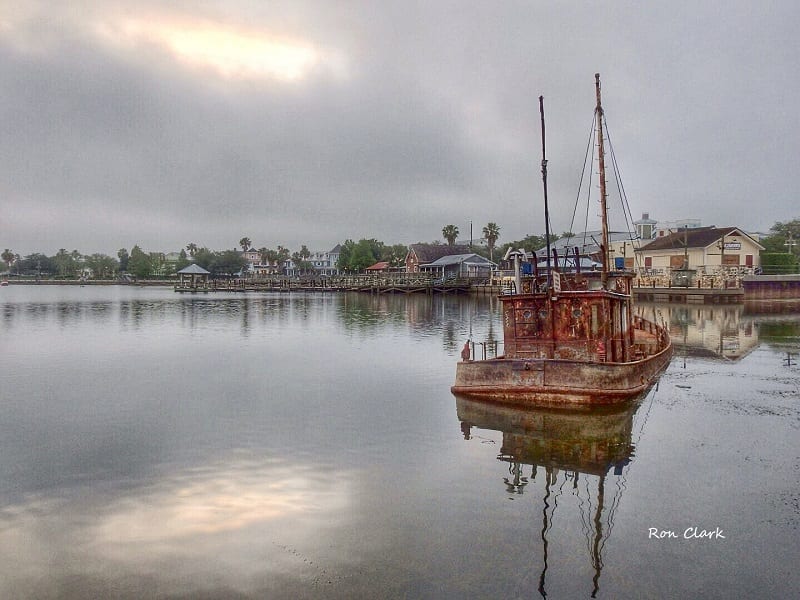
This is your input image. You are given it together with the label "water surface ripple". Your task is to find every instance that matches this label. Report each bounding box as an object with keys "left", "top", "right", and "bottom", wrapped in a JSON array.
[{"left": 1, "top": 287, "right": 798, "bottom": 598}]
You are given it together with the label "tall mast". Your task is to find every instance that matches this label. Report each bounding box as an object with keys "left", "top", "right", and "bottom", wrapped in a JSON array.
[
  {"left": 595, "top": 73, "right": 610, "bottom": 288},
  {"left": 539, "top": 96, "right": 552, "bottom": 288}
]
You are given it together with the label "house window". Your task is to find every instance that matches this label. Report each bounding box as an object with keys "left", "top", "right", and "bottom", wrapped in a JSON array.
[
  {"left": 722, "top": 255, "right": 740, "bottom": 266},
  {"left": 745, "top": 254, "right": 753, "bottom": 267},
  {"left": 670, "top": 255, "right": 686, "bottom": 269}
]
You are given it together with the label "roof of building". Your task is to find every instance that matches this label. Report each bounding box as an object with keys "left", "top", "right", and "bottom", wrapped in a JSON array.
[
  {"left": 421, "top": 253, "right": 496, "bottom": 267},
  {"left": 177, "top": 263, "right": 211, "bottom": 275},
  {"left": 638, "top": 227, "right": 764, "bottom": 252},
  {"left": 365, "top": 261, "right": 390, "bottom": 271},
  {"left": 408, "top": 243, "right": 471, "bottom": 263},
  {"left": 536, "top": 257, "right": 602, "bottom": 269},
  {"left": 534, "top": 231, "right": 636, "bottom": 256}
]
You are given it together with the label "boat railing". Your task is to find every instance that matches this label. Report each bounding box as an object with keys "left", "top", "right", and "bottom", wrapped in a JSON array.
[
  {"left": 632, "top": 315, "right": 670, "bottom": 352},
  {"left": 467, "top": 339, "right": 503, "bottom": 360}
]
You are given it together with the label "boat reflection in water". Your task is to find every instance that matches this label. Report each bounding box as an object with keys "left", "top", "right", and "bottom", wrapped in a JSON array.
[{"left": 455, "top": 392, "right": 651, "bottom": 598}]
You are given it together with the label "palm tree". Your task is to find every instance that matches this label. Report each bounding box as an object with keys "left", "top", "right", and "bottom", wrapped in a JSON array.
[
  {"left": 442, "top": 225, "right": 459, "bottom": 246},
  {"left": 186, "top": 243, "right": 198, "bottom": 257},
  {"left": 239, "top": 237, "right": 252, "bottom": 252},
  {"left": 1, "top": 249, "right": 14, "bottom": 272},
  {"left": 54, "top": 248, "right": 71, "bottom": 277},
  {"left": 482, "top": 222, "right": 501, "bottom": 261}
]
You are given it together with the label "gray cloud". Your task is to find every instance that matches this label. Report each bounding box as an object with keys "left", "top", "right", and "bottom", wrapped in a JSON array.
[{"left": 2, "top": 1, "right": 798, "bottom": 256}]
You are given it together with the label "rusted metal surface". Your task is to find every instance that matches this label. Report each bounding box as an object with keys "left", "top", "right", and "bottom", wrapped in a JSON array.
[
  {"left": 455, "top": 395, "right": 639, "bottom": 475},
  {"left": 451, "top": 345, "right": 671, "bottom": 406},
  {"left": 452, "top": 272, "right": 673, "bottom": 407},
  {"left": 455, "top": 77, "right": 672, "bottom": 407},
  {"left": 595, "top": 72, "right": 610, "bottom": 286}
]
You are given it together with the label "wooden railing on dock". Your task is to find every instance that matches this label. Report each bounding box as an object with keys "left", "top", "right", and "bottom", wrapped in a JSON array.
[{"left": 172, "top": 274, "right": 502, "bottom": 294}]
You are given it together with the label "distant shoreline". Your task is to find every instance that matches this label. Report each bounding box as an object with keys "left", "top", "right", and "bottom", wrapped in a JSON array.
[{"left": 4, "top": 280, "right": 173, "bottom": 286}]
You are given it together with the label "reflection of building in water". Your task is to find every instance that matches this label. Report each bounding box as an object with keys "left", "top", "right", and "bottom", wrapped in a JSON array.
[
  {"left": 456, "top": 395, "right": 646, "bottom": 598},
  {"left": 639, "top": 303, "right": 759, "bottom": 361},
  {"left": 338, "top": 293, "right": 501, "bottom": 353}
]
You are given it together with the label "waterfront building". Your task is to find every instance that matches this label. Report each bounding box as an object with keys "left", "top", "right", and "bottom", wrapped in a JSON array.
[
  {"left": 633, "top": 213, "right": 658, "bottom": 241},
  {"left": 534, "top": 231, "right": 643, "bottom": 270},
  {"left": 635, "top": 226, "right": 763, "bottom": 275},
  {"left": 653, "top": 218, "right": 704, "bottom": 238},
  {"left": 241, "top": 247, "right": 261, "bottom": 267},
  {"left": 418, "top": 253, "right": 496, "bottom": 279},
  {"left": 308, "top": 244, "right": 342, "bottom": 276},
  {"left": 282, "top": 244, "right": 342, "bottom": 277},
  {"left": 176, "top": 263, "right": 211, "bottom": 290},
  {"left": 405, "top": 244, "right": 471, "bottom": 273},
  {"left": 365, "top": 261, "right": 390, "bottom": 272}
]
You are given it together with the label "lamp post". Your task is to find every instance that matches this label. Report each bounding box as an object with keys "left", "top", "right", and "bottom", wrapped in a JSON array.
[
  {"left": 787, "top": 233, "right": 798, "bottom": 274},
  {"left": 785, "top": 233, "right": 797, "bottom": 255}
]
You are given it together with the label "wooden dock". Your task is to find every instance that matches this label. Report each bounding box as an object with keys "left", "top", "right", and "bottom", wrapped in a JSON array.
[
  {"left": 633, "top": 286, "right": 743, "bottom": 304},
  {"left": 174, "top": 275, "right": 483, "bottom": 295},
  {"left": 634, "top": 275, "right": 800, "bottom": 304}
]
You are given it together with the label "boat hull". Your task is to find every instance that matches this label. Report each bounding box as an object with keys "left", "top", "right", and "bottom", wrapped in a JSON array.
[{"left": 451, "top": 343, "right": 672, "bottom": 407}]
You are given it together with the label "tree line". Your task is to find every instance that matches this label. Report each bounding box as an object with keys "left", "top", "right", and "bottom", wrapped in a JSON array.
[
  {"left": 0, "top": 222, "right": 507, "bottom": 280},
  {"left": 758, "top": 218, "right": 800, "bottom": 273},
  {"left": 4, "top": 217, "right": 795, "bottom": 279}
]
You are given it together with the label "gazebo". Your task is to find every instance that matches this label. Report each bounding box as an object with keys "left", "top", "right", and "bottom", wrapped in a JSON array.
[{"left": 176, "top": 263, "right": 211, "bottom": 291}]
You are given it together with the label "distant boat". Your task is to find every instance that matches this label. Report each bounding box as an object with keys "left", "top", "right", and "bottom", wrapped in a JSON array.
[
  {"left": 452, "top": 74, "right": 672, "bottom": 407},
  {"left": 0, "top": 280, "right": 8, "bottom": 287}
]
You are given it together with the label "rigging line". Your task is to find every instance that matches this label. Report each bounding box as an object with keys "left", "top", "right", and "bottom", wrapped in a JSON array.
[
  {"left": 581, "top": 476, "right": 596, "bottom": 556},
  {"left": 537, "top": 467, "right": 556, "bottom": 599},
  {"left": 602, "top": 464, "right": 629, "bottom": 547},
  {"left": 606, "top": 136, "right": 642, "bottom": 272},
  {"left": 603, "top": 122, "right": 642, "bottom": 270},
  {"left": 544, "top": 468, "right": 568, "bottom": 537},
  {"left": 598, "top": 118, "right": 643, "bottom": 275},
  {"left": 582, "top": 119, "right": 596, "bottom": 249},
  {"left": 604, "top": 124, "right": 636, "bottom": 233},
  {"left": 567, "top": 111, "right": 597, "bottom": 246},
  {"left": 539, "top": 469, "right": 568, "bottom": 562},
  {"left": 632, "top": 384, "right": 659, "bottom": 449},
  {"left": 605, "top": 470, "right": 629, "bottom": 541},
  {"left": 576, "top": 485, "right": 592, "bottom": 539},
  {"left": 574, "top": 472, "right": 594, "bottom": 541}
]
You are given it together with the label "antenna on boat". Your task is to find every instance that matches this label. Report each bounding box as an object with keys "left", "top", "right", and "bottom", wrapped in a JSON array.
[
  {"left": 539, "top": 96, "right": 552, "bottom": 288},
  {"left": 595, "top": 73, "right": 610, "bottom": 288}
]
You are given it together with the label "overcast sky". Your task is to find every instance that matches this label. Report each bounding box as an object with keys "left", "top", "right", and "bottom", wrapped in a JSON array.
[{"left": 2, "top": 1, "right": 798, "bottom": 256}]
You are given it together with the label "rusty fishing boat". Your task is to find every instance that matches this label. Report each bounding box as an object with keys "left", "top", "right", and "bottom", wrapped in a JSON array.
[{"left": 452, "top": 74, "right": 672, "bottom": 406}]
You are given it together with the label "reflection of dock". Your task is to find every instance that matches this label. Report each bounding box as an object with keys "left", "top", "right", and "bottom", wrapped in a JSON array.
[
  {"left": 634, "top": 275, "right": 800, "bottom": 305},
  {"left": 633, "top": 286, "right": 743, "bottom": 304},
  {"left": 176, "top": 276, "right": 479, "bottom": 295},
  {"left": 743, "top": 274, "right": 800, "bottom": 302},
  {"left": 640, "top": 303, "right": 763, "bottom": 361}
]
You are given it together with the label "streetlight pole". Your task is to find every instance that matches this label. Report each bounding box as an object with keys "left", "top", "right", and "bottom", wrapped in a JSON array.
[{"left": 785, "top": 232, "right": 797, "bottom": 255}]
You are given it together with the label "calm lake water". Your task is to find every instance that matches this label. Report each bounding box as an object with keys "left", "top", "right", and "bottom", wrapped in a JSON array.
[{"left": 1, "top": 286, "right": 798, "bottom": 599}]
